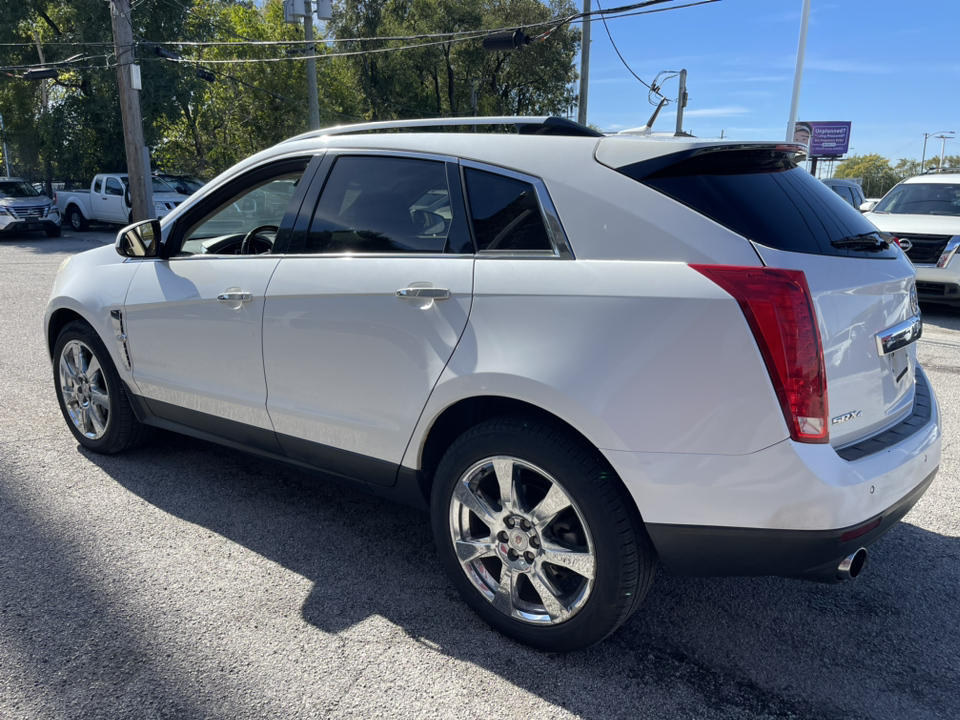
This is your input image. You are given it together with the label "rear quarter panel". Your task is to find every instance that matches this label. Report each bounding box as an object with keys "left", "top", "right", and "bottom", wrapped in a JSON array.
[{"left": 404, "top": 259, "right": 789, "bottom": 469}]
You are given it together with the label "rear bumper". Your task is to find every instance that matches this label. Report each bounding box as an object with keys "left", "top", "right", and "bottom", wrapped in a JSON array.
[
  {"left": 604, "top": 365, "right": 941, "bottom": 581},
  {"left": 645, "top": 467, "right": 936, "bottom": 583}
]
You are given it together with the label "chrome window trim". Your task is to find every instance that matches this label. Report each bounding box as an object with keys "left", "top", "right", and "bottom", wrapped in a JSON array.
[
  {"left": 459, "top": 158, "right": 574, "bottom": 259},
  {"left": 325, "top": 148, "right": 460, "bottom": 165}
]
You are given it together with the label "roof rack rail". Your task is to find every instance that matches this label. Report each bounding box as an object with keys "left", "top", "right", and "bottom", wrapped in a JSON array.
[{"left": 282, "top": 116, "right": 603, "bottom": 144}]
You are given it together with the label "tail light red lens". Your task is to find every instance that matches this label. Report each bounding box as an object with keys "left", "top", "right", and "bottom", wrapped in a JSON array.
[{"left": 692, "top": 265, "right": 829, "bottom": 444}]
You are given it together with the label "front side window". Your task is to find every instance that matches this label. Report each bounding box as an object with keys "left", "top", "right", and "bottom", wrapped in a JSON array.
[
  {"left": 301, "top": 155, "right": 461, "bottom": 255},
  {"left": 175, "top": 160, "right": 309, "bottom": 256},
  {"left": 463, "top": 168, "right": 552, "bottom": 252},
  {"left": 105, "top": 177, "right": 123, "bottom": 196},
  {"left": 874, "top": 183, "right": 960, "bottom": 216}
]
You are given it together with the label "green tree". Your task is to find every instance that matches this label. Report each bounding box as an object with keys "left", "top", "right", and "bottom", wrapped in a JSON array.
[
  {"left": 332, "top": 0, "right": 579, "bottom": 121},
  {"left": 833, "top": 154, "right": 900, "bottom": 198}
]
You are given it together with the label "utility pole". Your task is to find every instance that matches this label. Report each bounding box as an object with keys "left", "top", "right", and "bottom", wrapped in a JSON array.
[
  {"left": 577, "top": 0, "right": 591, "bottom": 126},
  {"left": 674, "top": 69, "right": 687, "bottom": 136},
  {"left": 936, "top": 133, "right": 954, "bottom": 172},
  {"left": 304, "top": 0, "right": 320, "bottom": 130},
  {"left": 110, "top": 0, "right": 151, "bottom": 222}
]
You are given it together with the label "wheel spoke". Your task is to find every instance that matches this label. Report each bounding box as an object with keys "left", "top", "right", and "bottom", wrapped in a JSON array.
[
  {"left": 493, "top": 458, "right": 518, "bottom": 514},
  {"left": 454, "top": 480, "right": 501, "bottom": 526},
  {"left": 88, "top": 405, "right": 107, "bottom": 436},
  {"left": 539, "top": 541, "right": 596, "bottom": 580},
  {"left": 73, "top": 343, "right": 86, "bottom": 375},
  {"left": 530, "top": 483, "right": 572, "bottom": 527},
  {"left": 455, "top": 538, "right": 498, "bottom": 566},
  {"left": 492, "top": 567, "right": 518, "bottom": 617},
  {"left": 60, "top": 352, "right": 78, "bottom": 382},
  {"left": 86, "top": 356, "right": 102, "bottom": 383},
  {"left": 78, "top": 406, "right": 90, "bottom": 434},
  {"left": 529, "top": 570, "right": 572, "bottom": 622},
  {"left": 90, "top": 387, "right": 110, "bottom": 410}
]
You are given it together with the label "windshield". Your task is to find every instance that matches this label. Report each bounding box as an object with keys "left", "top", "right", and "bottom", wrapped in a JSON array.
[
  {"left": 874, "top": 182, "right": 960, "bottom": 215},
  {"left": 0, "top": 181, "right": 41, "bottom": 198},
  {"left": 122, "top": 177, "right": 177, "bottom": 193}
]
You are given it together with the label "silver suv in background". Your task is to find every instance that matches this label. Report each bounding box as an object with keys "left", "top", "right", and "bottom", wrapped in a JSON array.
[
  {"left": 0, "top": 177, "right": 62, "bottom": 237},
  {"left": 864, "top": 173, "right": 960, "bottom": 305}
]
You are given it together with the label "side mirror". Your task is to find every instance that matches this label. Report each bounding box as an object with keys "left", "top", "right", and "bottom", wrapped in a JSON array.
[
  {"left": 116, "top": 219, "right": 161, "bottom": 258},
  {"left": 859, "top": 200, "right": 877, "bottom": 213}
]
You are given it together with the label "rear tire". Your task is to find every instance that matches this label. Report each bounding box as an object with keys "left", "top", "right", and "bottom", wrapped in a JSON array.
[
  {"left": 431, "top": 417, "right": 657, "bottom": 652},
  {"left": 53, "top": 320, "right": 151, "bottom": 454},
  {"left": 67, "top": 206, "right": 88, "bottom": 232}
]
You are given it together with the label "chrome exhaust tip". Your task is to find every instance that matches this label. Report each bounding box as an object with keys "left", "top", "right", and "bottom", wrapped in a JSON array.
[{"left": 837, "top": 548, "right": 868, "bottom": 581}]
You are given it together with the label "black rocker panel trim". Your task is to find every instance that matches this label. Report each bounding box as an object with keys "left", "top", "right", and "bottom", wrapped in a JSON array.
[{"left": 128, "top": 393, "right": 426, "bottom": 502}]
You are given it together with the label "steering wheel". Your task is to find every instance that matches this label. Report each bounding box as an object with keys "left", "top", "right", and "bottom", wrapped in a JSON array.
[{"left": 239, "top": 225, "right": 279, "bottom": 255}]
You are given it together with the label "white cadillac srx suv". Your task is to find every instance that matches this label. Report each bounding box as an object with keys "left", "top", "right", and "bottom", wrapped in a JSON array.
[{"left": 45, "top": 117, "right": 940, "bottom": 651}]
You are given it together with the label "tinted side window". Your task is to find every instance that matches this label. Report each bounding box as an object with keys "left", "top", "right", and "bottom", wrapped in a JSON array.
[
  {"left": 303, "top": 156, "right": 462, "bottom": 254},
  {"left": 105, "top": 177, "right": 123, "bottom": 196},
  {"left": 623, "top": 149, "right": 898, "bottom": 259},
  {"left": 464, "top": 168, "right": 552, "bottom": 252},
  {"left": 93, "top": 178, "right": 102, "bottom": 194},
  {"left": 833, "top": 185, "right": 855, "bottom": 207}
]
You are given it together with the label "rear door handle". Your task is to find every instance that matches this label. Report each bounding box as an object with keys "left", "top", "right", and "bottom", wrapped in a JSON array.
[
  {"left": 397, "top": 287, "right": 450, "bottom": 300},
  {"left": 217, "top": 291, "right": 252, "bottom": 302}
]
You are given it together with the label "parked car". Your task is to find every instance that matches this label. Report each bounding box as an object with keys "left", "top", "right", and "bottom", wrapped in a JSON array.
[
  {"left": 154, "top": 172, "right": 205, "bottom": 195},
  {"left": 864, "top": 172, "right": 960, "bottom": 305},
  {"left": 45, "top": 117, "right": 940, "bottom": 652},
  {"left": 55, "top": 174, "right": 184, "bottom": 231},
  {"left": 822, "top": 177, "right": 866, "bottom": 211},
  {"left": 0, "top": 176, "right": 61, "bottom": 237}
]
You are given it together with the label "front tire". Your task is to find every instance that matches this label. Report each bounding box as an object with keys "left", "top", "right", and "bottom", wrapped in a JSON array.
[
  {"left": 431, "top": 417, "right": 657, "bottom": 652},
  {"left": 46, "top": 226, "right": 62, "bottom": 238},
  {"left": 53, "top": 320, "right": 150, "bottom": 454}
]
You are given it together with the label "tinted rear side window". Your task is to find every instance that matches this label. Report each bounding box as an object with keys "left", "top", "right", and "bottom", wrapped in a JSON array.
[
  {"left": 464, "top": 168, "right": 552, "bottom": 252},
  {"left": 619, "top": 149, "right": 898, "bottom": 259}
]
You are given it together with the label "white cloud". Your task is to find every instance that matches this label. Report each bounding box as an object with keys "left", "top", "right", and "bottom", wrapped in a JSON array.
[{"left": 683, "top": 106, "right": 751, "bottom": 118}]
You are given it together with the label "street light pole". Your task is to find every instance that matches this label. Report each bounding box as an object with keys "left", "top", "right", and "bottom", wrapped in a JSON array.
[
  {"left": 921, "top": 130, "right": 953, "bottom": 171},
  {"left": 785, "top": 0, "right": 810, "bottom": 141}
]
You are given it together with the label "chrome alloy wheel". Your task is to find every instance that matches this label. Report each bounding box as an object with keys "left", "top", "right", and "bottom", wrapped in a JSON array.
[
  {"left": 58, "top": 339, "right": 110, "bottom": 439},
  {"left": 449, "top": 456, "right": 596, "bottom": 625}
]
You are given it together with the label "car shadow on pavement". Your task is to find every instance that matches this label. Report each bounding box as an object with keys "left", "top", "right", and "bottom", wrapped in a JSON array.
[{"left": 90, "top": 431, "right": 960, "bottom": 720}]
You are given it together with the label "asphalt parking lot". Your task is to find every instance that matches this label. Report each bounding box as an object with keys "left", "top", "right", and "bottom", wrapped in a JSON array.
[{"left": 1, "top": 228, "right": 958, "bottom": 719}]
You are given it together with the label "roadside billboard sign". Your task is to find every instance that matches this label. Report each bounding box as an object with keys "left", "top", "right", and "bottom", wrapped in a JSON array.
[{"left": 793, "top": 121, "right": 852, "bottom": 157}]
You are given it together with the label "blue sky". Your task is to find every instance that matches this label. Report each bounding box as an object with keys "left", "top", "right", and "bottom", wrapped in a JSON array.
[{"left": 582, "top": 0, "right": 960, "bottom": 163}]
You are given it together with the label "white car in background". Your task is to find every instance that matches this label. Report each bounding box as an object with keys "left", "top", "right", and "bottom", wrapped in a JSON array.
[
  {"left": 864, "top": 173, "right": 960, "bottom": 305},
  {"left": 45, "top": 117, "right": 940, "bottom": 651}
]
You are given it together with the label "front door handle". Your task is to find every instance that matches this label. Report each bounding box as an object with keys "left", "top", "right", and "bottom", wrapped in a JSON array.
[
  {"left": 217, "top": 291, "right": 252, "bottom": 302},
  {"left": 396, "top": 287, "right": 450, "bottom": 300}
]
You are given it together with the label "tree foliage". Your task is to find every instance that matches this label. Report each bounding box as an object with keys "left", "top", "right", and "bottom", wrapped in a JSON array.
[
  {"left": 1, "top": 0, "right": 580, "bottom": 186},
  {"left": 833, "top": 154, "right": 902, "bottom": 198}
]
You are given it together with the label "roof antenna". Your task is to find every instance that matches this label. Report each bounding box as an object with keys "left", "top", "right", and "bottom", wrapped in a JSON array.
[{"left": 618, "top": 97, "right": 667, "bottom": 136}]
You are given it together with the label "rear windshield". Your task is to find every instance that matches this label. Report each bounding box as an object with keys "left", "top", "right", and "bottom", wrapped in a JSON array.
[
  {"left": 874, "top": 182, "right": 960, "bottom": 216},
  {"left": 618, "top": 148, "right": 898, "bottom": 259}
]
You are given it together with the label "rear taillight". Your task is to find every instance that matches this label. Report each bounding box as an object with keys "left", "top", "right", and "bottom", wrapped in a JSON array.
[{"left": 692, "top": 265, "right": 829, "bottom": 444}]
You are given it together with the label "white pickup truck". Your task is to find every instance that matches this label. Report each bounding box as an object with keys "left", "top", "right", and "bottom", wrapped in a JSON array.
[{"left": 55, "top": 174, "right": 185, "bottom": 231}]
